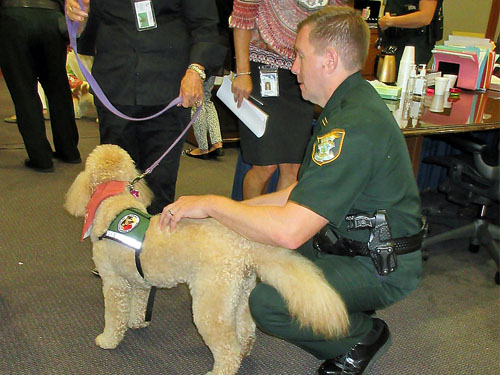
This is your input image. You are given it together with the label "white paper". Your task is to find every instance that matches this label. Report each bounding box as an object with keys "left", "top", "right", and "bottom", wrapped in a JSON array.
[{"left": 216, "top": 75, "right": 268, "bottom": 138}]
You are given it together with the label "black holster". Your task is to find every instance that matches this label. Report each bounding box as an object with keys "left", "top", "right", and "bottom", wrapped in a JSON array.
[{"left": 313, "top": 211, "right": 423, "bottom": 276}]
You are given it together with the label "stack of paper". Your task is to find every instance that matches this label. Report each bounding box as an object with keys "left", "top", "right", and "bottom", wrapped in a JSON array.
[
  {"left": 216, "top": 75, "right": 268, "bottom": 138},
  {"left": 431, "top": 34, "right": 497, "bottom": 91}
]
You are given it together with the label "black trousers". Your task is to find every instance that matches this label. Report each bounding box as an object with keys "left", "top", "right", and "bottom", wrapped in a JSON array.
[
  {"left": 0, "top": 7, "right": 80, "bottom": 169},
  {"left": 96, "top": 101, "right": 190, "bottom": 215}
]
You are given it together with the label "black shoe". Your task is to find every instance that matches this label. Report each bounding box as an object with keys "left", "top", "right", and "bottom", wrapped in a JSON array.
[
  {"left": 52, "top": 152, "right": 81, "bottom": 164},
  {"left": 185, "top": 148, "right": 216, "bottom": 160},
  {"left": 318, "top": 318, "right": 392, "bottom": 375},
  {"left": 91, "top": 268, "right": 100, "bottom": 277},
  {"left": 24, "top": 159, "right": 54, "bottom": 173}
]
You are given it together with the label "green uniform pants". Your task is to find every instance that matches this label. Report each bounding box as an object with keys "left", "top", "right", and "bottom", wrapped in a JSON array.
[{"left": 249, "top": 239, "right": 422, "bottom": 359}]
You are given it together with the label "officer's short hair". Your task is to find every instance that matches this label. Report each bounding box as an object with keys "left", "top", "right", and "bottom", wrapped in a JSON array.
[{"left": 298, "top": 6, "right": 369, "bottom": 72}]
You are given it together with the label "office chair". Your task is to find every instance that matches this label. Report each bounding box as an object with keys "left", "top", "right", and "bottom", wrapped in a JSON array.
[{"left": 421, "top": 133, "right": 500, "bottom": 284}]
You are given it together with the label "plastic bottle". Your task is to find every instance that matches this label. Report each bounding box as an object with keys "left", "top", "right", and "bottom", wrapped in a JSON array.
[
  {"left": 405, "top": 65, "right": 417, "bottom": 98},
  {"left": 412, "top": 64, "right": 427, "bottom": 98}
]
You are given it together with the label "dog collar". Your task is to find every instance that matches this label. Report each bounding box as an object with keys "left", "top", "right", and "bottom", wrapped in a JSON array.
[{"left": 81, "top": 180, "right": 126, "bottom": 241}]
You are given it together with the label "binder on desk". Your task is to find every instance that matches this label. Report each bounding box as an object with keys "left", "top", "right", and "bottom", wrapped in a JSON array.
[{"left": 432, "top": 36, "right": 496, "bottom": 91}]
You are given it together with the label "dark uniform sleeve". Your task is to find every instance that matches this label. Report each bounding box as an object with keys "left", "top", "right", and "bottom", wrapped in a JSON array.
[{"left": 289, "top": 120, "right": 375, "bottom": 230}]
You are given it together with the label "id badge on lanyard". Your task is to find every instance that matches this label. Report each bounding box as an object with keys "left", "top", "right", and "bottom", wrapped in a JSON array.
[
  {"left": 132, "top": 0, "right": 157, "bottom": 31},
  {"left": 259, "top": 65, "right": 279, "bottom": 97}
]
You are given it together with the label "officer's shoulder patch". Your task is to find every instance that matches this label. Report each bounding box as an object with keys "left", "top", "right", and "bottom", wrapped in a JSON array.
[{"left": 312, "top": 129, "right": 345, "bottom": 166}]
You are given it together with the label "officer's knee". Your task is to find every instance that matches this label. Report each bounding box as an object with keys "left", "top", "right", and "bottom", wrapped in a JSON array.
[{"left": 249, "top": 283, "right": 286, "bottom": 331}]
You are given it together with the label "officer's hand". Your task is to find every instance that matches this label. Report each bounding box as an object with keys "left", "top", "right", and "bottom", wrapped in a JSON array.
[
  {"left": 159, "top": 196, "right": 211, "bottom": 232},
  {"left": 231, "top": 75, "right": 252, "bottom": 108}
]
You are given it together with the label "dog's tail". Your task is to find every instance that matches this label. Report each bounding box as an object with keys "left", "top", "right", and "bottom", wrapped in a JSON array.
[{"left": 251, "top": 246, "right": 349, "bottom": 339}]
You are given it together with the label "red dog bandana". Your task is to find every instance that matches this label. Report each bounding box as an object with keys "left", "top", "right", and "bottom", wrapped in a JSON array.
[{"left": 81, "top": 181, "right": 126, "bottom": 241}]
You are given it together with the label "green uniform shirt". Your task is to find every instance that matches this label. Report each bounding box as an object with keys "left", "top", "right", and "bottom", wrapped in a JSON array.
[{"left": 290, "top": 72, "right": 422, "bottom": 243}]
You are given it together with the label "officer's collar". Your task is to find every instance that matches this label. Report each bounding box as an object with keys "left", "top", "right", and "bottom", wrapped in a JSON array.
[{"left": 323, "top": 71, "right": 364, "bottom": 112}]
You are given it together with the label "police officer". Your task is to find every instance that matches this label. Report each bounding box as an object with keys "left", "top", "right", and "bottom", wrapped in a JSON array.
[
  {"left": 379, "top": 0, "right": 443, "bottom": 69},
  {"left": 160, "top": 6, "right": 423, "bottom": 375}
]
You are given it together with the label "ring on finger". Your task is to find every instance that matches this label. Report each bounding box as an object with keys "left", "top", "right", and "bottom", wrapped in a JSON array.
[
  {"left": 195, "top": 101, "right": 201, "bottom": 107},
  {"left": 68, "top": 5, "right": 72, "bottom": 11}
]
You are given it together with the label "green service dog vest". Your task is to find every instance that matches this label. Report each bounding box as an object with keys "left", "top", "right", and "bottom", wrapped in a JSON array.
[
  {"left": 100, "top": 207, "right": 157, "bottom": 322},
  {"left": 100, "top": 208, "right": 152, "bottom": 277}
]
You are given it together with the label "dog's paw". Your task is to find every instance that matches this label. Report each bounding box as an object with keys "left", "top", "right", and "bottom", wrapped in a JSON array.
[
  {"left": 95, "top": 333, "right": 120, "bottom": 349},
  {"left": 128, "top": 320, "right": 150, "bottom": 329}
]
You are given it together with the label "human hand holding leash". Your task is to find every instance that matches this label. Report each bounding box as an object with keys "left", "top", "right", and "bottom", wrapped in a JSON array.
[
  {"left": 179, "top": 68, "right": 204, "bottom": 108},
  {"left": 65, "top": 0, "right": 89, "bottom": 22}
]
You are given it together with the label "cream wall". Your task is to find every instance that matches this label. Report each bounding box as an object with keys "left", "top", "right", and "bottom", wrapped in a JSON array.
[{"left": 443, "top": 0, "right": 498, "bottom": 41}]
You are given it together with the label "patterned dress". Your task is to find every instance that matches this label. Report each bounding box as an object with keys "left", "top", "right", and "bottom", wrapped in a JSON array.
[{"left": 229, "top": 0, "right": 346, "bottom": 166}]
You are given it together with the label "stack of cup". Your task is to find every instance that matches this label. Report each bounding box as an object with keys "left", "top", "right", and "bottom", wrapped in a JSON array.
[{"left": 396, "top": 46, "right": 415, "bottom": 95}]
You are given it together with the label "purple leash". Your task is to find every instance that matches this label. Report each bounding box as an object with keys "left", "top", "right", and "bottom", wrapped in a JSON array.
[{"left": 65, "top": 5, "right": 201, "bottom": 185}]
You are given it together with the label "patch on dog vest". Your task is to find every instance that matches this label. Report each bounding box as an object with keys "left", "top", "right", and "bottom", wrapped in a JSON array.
[{"left": 101, "top": 208, "right": 152, "bottom": 250}]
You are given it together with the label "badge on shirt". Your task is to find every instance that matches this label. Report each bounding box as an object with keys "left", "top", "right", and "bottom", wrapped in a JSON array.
[
  {"left": 312, "top": 129, "right": 345, "bottom": 166},
  {"left": 132, "top": 0, "right": 157, "bottom": 31}
]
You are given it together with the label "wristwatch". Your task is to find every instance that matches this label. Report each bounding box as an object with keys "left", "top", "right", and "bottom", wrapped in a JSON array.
[{"left": 188, "top": 64, "right": 206, "bottom": 81}]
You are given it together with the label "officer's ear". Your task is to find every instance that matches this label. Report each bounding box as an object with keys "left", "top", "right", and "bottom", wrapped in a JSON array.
[{"left": 324, "top": 47, "right": 338, "bottom": 73}]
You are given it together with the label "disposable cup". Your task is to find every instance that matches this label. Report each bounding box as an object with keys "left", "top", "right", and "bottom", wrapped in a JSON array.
[
  {"left": 443, "top": 74, "right": 457, "bottom": 91},
  {"left": 430, "top": 94, "right": 445, "bottom": 113},
  {"left": 434, "top": 77, "right": 448, "bottom": 96}
]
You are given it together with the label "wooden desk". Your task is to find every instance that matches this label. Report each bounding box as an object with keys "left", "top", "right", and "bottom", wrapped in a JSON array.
[
  {"left": 202, "top": 86, "right": 499, "bottom": 180},
  {"left": 393, "top": 90, "right": 500, "bottom": 177}
]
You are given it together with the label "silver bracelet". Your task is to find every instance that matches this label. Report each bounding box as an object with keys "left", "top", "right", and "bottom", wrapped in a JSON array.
[{"left": 235, "top": 71, "right": 251, "bottom": 77}]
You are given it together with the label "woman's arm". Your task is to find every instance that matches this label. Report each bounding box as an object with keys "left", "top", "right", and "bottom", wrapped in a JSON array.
[{"left": 379, "top": 0, "right": 437, "bottom": 30}]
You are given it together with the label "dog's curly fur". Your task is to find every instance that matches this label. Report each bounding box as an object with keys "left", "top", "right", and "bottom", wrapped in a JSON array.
[{"left": 65, "top": 144, "right": 349, "bottom": 375}]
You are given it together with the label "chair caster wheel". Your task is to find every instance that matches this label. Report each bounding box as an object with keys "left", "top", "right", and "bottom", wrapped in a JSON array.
[
  {"left": 495, "top": 272, "right": 499, "bottom": 286},
  {"left": 469, "top": 244, "right": 480, "bottom": 253},
  {"left": 422, "top": 248, "right": 429, "bottom": 261}
]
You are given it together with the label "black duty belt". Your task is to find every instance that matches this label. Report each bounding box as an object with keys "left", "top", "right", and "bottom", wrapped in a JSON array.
[
  {"left": 313, "top": 210, "right": 425, "bottom": 276},
  {"left": 1, "top": 0, "right": 62, "bottom": 11},
  {"left": 339, "top": 231, "right": 423, "bottom": 257},
  {"left": 314, "top": 230, "right": 423, "bottom": 257}
]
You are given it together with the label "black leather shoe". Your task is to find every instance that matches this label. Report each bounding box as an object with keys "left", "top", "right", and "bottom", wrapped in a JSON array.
[
  {"left": 318, "top": 318, "right": 392, "bottom": 375},
  {"left": 24, "top": 159, "right": 54, "bottom": 173},
  {"left": 52, "top": 152, "right": 81, "bottom": 164}
]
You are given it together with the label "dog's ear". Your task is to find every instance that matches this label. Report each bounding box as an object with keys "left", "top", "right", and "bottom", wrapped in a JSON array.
[{"left": 64, "top": 171, "right": 92, "bottom": 217}]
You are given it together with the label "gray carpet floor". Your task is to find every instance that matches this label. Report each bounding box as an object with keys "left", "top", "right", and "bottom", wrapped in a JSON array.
[{"left": 0, "top": 75, "right": 499, "bottom": 375}]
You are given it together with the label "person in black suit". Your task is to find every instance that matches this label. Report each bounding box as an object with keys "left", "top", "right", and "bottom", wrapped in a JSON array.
[
  {"left": 0, "top": 0, "right": 81, "bottom": 173},
  {"left": 67, "top": 0, "right": 226, "bottom": 214}
]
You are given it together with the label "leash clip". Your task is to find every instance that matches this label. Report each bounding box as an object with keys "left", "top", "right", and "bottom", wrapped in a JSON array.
[{"left": 127, "top": 172, "right": 150, "bottom": 198}]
